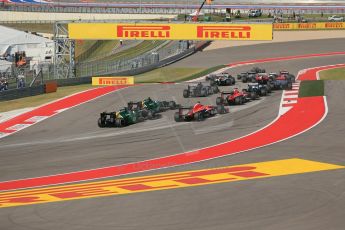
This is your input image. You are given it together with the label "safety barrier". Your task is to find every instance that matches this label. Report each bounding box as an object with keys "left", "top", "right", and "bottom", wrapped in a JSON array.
[{"left": 0, "top": 85, "right": 44, "bottom": 101}]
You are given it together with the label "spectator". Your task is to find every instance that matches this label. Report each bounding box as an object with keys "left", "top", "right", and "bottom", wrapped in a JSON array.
[
  {"left": 17, "top": 72, "right": 25, "bottom": 89},
  {"left": 0, "top": 77, "right": 8, "bottom": 91}
]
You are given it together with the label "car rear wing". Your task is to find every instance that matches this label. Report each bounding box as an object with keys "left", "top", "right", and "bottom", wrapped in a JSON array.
[
  {"left": 220, "top": 91, "right": 234, "bottom": 95},
  {"left": 100, "top": 111, "right": 117, "bottom": 119}
]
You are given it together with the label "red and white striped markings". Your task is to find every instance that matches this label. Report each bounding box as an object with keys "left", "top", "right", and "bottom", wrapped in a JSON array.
[
  {"left": 0, "top": 86, "right": 128, "bottom": 140},
  {"left": 279, "top": 81, "right": 301, "bottom": 116}
]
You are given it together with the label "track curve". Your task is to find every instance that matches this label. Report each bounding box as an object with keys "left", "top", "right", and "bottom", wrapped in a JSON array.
[{"left": 0, "top": 38, "right": 345, "bottom": 230}]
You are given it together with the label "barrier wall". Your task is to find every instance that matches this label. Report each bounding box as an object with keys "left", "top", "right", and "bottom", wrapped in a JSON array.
[
  {"left": 273, "top": 22, "right": 345, "bottom": 30},
  {"left": 0, "top": 85, "right": 45, "bottom": 101}
]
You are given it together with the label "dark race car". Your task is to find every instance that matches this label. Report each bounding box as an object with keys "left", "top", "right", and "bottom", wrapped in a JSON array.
[
  {"left": 279, "top": 70, "right": 296, "bottom": 83},
  {"left": 254, "top": 73, "right": 270, "bottom": 84},
  {"left": 237, "top": 67, "right": 266, "bottom": 81},
  {"left": 269, "top": 75, "right": 293, "bottom": 90},
  {"left": 174, "top": 102, "right": 228, "bottom": 122},
  {"left": 250, "top": 67, "right": 266, "bottom": 73},
  {"left": 239, "top": 72, "right": 256, "bottom": 83},
  {"left": 183, "top": 82, "right": 219, "bottom": 98},
  {"left": 206, "top": 73, "right": 235, "bottom": 86},
  {"left": 128, "top": 97, "right": 179, "bottom": 119},
  {"left": 245, "top": 83, "right": 270, "bottom": 97},
  {"left": 242, "top": 87, "right": 259, "bottom": 101},
  {"left": 268, "top": 72, "right": 279, "bottom": 81},
  {"left": 98, "top": 107, "right": 144, "bottom": 128},
  {"left": 216, "top": 88, "right": 247, "bottom": 105}
]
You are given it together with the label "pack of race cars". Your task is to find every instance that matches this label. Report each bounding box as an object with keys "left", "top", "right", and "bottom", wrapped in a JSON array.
[{"left": 98, "top": 67, "right": 295, "bottom": 127}]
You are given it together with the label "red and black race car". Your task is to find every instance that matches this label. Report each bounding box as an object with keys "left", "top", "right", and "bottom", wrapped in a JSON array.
[
  {"left": 254, "top": 73, "right": 270, "bottom": 84},
  {"left": 174, "top": 102, "right": 228, "bottom": 122},
  {"left": 216, "top": 88, "right": 247, "bottom": 106}
]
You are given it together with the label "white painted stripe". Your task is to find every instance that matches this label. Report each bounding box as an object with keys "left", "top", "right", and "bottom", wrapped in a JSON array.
[
  {"left": 284, "top": 94, "right": 298, "bottom": 98},
  {"left": 55, "top": 108, "right": 69, "bottom": 113},
  {"left": 25, "top": 116, "right": 49, "bottom": 123},
  {"left": 285, "top": 90, "right": 299, "bottom": 93},
  {"left": 278, "top": 90, "right": 287, "bottom": 116},
  {"left": 6, "top": 124, "right": 32, "bottom": 131},
  {"left": 0, "top": 132, "right": 9, "bottom": 138},
  {"left": 284, "top": 93, "right": 298, "bottom": 97},
  {"left": 279, "top": 106, "right": 293, "bottom": 116}
]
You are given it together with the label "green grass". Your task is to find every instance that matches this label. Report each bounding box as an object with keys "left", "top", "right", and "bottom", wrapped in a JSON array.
[
  {"left": 319, "top": 67, "right": 345, "bottom": 80},
  {"left": 0, "top": 23, "right": 54, "bottom": 33},
  {"left": 77, "top": 40, "right": 120, "bottom": 62},
  {"left": 135, "top": 65, "right": 226, "bottom": 83},
  {"left": 299, "top": 80, "right": 324, "bottom": 98},
  {"left": 75, "top": 40, "right": 98, "bottom": 59},
  {"left": 0, "top": 84, "right": 95, "bottom": 113},
  {"left": 98, "top": 40, "right": 165, "bottom": 62},
  {"left": 77, "top": 40, "right": 166, "bottom": 76}
]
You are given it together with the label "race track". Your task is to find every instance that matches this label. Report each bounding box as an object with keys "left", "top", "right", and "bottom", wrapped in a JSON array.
[{"left": 0, "top": 38, "right": 345, "bottom": 230}]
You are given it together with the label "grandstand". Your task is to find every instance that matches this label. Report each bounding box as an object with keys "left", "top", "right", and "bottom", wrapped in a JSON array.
[{"left": 1, "top": 0, "right": 344, "bottom": 17}]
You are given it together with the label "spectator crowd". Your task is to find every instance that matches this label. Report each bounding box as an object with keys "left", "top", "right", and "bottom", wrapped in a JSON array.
[{"left": 0, "top": 77, "right": 8, "bottom": 91}]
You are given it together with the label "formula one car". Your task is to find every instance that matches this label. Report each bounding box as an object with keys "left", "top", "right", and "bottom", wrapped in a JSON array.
[
  {"left": 174, "top": 102, "right": 228, "bottom": 122},
  {"left": 98, "top": 107, "right": 144, "bottom": 128},
  {"left": 279, "top": 70, "right": 296, "bottom": 83},
  {"left": 206, "top": 73, "right": 235, "bottom": 86},
  {"left": 245, "top": 83, "right": 270, "bottom": 97},
  {"left": 216, "top": 88, "right": 247, "bottom": 106},
  {"left": 253, "top": 73, "right": 270, "bottom": 84},
  {"left": 269, "top": 74, "right": 293, "bottom": 90},
  {"left": 238, "top": 72, "right": 256, "bottom": 83},
  {"left": 128, "top": 97, "right": 179, "bottom": 119},
  {"left": 237, "top": 67, "right": 266, "bottom": 81},
  {"left": 268, "top": 72, "right": 279, "bottom": 81},
  {"left": 242, "top": 87, "right": 259, "bottom": 101},
  {"left": 250, "top": 67, "right": 266, "bottom": 73},
  {"left": 183, "top": 82, "right": 219, "bottom": 98}
]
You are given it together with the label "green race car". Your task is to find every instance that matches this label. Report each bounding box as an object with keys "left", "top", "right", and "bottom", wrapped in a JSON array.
[
  {"left": 98, "top": 107, "right": 144, "bottom": 128},
  {"left": 128, "top": 97, "right": 179, "bottom": 119}
]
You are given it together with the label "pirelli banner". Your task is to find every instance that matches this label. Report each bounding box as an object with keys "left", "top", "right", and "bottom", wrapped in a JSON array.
[
  {"left": 68, "top": 23, "right": 273, "bottom": 41},
  {"left": 92, "top": 77, "right": 134, "bottom": 86},
  {"left": 274, "top": 22, "right": 345, "bottom": 30}
]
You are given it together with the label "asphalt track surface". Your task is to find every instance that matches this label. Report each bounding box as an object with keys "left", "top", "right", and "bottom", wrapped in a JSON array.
[{"left": 1, "top": 38, "right": 345, "bottom": 230}]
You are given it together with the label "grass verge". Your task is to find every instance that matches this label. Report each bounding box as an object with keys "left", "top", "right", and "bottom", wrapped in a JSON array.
[
  {"left": 99, "top": 40, "right": 165, "bottom": 62},
  {"left": 0, "top": 84, "right": 95, "bottom": 113},
  {"left": 319, "top": 67, "right": 345, "bottom": 80},
  {"left": 135, "top": 65, "right": 226, "bottom": 83},
  {"left": 299, "top": 80, "right": 324, "bottom": 98},
  {"left": 0, "top": 23, "right": 54, "bottom": 33}
]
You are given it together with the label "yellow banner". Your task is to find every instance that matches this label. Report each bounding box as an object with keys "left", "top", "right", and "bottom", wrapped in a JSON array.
[
  {"left": 92, "top": 77, "right": 134, "bottom": 86},
  {"left": 274, "top": 22, "right": 345, "bottom": 30},
  {"left": 0, "top": 158, "right": 343, "bottom": 208},
  {"left": 68, "top": 23, "right": 273, "bottom": 41}
]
